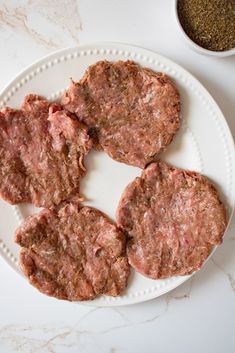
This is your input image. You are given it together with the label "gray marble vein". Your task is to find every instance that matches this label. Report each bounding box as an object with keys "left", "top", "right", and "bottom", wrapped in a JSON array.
[
  {"left": 0, "top": 0, "right": 82, "bottom": 49},
  {"left": 211, "top": 258, "right": 235, "bottom": 293}
]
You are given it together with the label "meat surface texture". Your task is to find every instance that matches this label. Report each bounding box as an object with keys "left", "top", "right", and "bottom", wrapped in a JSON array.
[
  {"left": 116, "top": 161, "right": 227, "bottom": 279},
  {"left": 0, "top": 95, "right": 92, "bottom": 208},
  {"left": 15, "top": 203, "right": 129, "bottom": 301},
  {"left": 61, "top": 60, "right": 181, "bottom": 168}
]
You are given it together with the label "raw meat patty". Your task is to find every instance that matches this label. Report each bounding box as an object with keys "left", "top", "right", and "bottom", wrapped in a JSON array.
[
  {"left": 0, "top": 95, "right": 92, "bottom": 208},
  {"left": 116, "top": 161, "right": 227, "bottom": 279},
  {"left": 15, "top": 203, "right": 129, "bottom": 301},
  {"left": 61, "top": 60, "right": 181, "bottom": 168}
]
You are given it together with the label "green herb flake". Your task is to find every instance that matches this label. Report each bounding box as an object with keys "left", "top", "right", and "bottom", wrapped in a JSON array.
[{"left": 177, "top": 0, "right": 235, "bottom": 51}]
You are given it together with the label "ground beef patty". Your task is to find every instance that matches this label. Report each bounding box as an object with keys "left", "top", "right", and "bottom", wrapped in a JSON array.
[
  {"left": 116, "top": 161, "right": 227, "bottom": 279},
  {"left": 0, "top": 94, "right": 92, "bottom": 208},
  {"left": 15, "top": 203, "right": 129, "bottom": 301},
  {"left": 61, "top": 60, "right": 181, "bottom": 168}
]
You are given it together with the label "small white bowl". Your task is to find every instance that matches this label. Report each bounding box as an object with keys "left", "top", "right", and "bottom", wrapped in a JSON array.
[{"left": 174, "top": 0, "right": 235, "bottom": 57}]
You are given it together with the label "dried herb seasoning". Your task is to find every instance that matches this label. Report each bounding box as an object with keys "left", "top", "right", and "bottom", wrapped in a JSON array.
[{"left": 177, "top": 0, "right": 235, "bottom": 51}]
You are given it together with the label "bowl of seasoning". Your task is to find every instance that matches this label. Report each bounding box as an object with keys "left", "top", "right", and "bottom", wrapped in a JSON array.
[{"left": 175, "top": 0, "right": 235, "bottom": 57}]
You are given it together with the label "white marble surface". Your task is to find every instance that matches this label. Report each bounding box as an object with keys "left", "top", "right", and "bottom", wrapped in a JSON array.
[{"left": 0, "top": 1, "right": 235, "bottom": 352}]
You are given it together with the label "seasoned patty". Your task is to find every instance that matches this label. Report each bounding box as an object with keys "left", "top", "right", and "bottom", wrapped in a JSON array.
[
  {"left": 116, "top": 161, "right": 227, "bottom": 279},
  {"left": 15, "top": 203, "right": 129, "bottom": 301},
  {"left": 61, "top": 60, "right": 181, "bottom": 168},
  {"left": 0, "top": 94, "right": 92, "bottom": 208}
]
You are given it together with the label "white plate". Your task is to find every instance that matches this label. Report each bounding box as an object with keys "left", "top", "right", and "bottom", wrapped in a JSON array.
[{"left": 0, "top": 43, "right": 234, "bottom": 306}]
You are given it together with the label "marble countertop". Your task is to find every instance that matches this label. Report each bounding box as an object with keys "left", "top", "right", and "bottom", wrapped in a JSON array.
[{"left": 0, "top": 1, "right": 235, "bottom": 353}]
